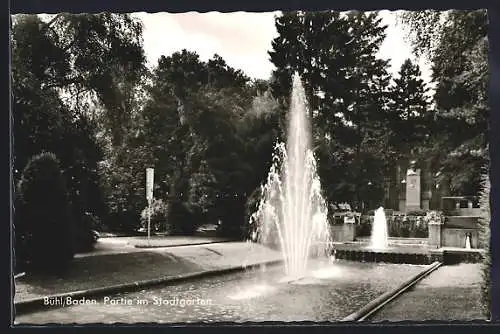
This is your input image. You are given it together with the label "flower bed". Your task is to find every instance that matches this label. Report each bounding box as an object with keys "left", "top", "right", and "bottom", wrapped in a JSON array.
[{"left": 355, "top": 211, "right": 443, "bottom": 238}]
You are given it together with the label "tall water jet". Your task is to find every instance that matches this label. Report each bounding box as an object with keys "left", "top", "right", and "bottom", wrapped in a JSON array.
[
  {"left": 370, "top": 207, "right": 389, "bottom": 250},
  {"left": 249, "top": 73, "right": 332, "bottom": 279}
]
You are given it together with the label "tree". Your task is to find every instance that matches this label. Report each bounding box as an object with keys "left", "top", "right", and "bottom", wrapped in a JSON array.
[
  {"left": 399, "top": 10, "right": 488, "bottom": 195},
  {"left": 188, "top": 160, "right": 217, "bottom": 216},
  {"left": 98, "top": 137, "right": 154, "bottom": 231},
  {"left": 13, "top": 13, "right": 147, "bottom": 146},
  {"left": 15, "top": 152, "right": 75, "bottom": 274},
  {"left": 12, "top": 13, "right": 148, "bottom": 235},
  {"left": 268, "top": 10, "right": 393, "bottom": 210},
  {"left": 137, "top": 53, "right": 200, "bottom": 232},
  {"left": 387, "top": 59, "right": 430, "bottom": 161},
  {"left": 133, "top": 51, "right": 257, "bottom": 235}
]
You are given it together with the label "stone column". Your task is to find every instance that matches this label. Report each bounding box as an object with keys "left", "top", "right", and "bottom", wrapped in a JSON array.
[
  {"left": 427, "top": 212, "right": 444, "bottom": 249},
  {"left": 406, "top": 168, "right": 421, "bottom": 212},
  {"left": 342, "top": 216, "right": 357, "bottom": 242}
]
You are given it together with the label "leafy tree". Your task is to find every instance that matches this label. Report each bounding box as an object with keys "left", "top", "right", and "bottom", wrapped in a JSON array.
[
  {"left": 15, "top": 152, "right": 75, "bottom": 274},
  {"left": 399, "top": 10, "right": 488, "bottom": 195},
  {"left": 12, "top": 13, "right": 147, "bottom": 235},
  {"left": 188, "top": 160, "right": 217, "bottom": 217},
  {"left": 98, "top": 138, "right": 154, "bottom": 231},
  {"left": 13, "top": 13, "right": 147, "bottom": 146},
  {"left": 133, "top": 51, "right": 255, "bottom": 235},
  {"left": 12, "top": 64, "right": 105, "bottom": 250}
]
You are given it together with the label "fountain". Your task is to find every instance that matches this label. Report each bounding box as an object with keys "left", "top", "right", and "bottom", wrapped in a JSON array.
[
  {"left": 249, "top": 73, "right": 332, "bottom": 279},
  {"left": 465, "top": 233, "right": 472, "bottom": 249},
  {"left": 370, "top": 207, "right": 389, "bottom": 250}
]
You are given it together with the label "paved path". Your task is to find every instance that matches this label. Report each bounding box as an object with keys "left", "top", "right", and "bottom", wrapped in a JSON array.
[
  {"left": 75, "top": 236, "right": 232, "bottom": 258},
  {"left": 370, "top": 263, "right": 486, "bottom": 321}
]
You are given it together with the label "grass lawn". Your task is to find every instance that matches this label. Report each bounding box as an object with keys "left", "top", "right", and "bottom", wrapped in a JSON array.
[
  {"left": 14, "top": 251, "right": 202, "bottom": 303},
  {"left": 14, "top": 242, "right": 282, "bottom": 303}
]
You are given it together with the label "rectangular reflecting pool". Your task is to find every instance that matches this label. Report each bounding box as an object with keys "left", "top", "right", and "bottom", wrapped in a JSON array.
[{"left": 16, "top": 260, "right": 427, "bottom": 324}]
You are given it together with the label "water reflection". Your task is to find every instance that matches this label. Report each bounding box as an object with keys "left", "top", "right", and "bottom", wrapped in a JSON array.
[{"left": 17, "top": 260, "right": 427, "bottom": 324}]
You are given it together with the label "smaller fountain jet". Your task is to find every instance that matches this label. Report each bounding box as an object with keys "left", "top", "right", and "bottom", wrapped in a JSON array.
[
  {"left": 370, "top": 207, "right": 389, "bottom": 250},
  {"left": 465, "top": 233, "right": 472, "bottom": 249}
]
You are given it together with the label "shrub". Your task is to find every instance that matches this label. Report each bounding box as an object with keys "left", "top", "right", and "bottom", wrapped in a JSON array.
[
  {"left": 74, "top": 212, "right": 100, "bottom": 253},
  {"left": 168, "top": 200, "right": 201, "bottom": 235},
  {"left": 478, "top": 173, "right": 491, "bottom": 319},
  {"left": 140, "top": 199, "right": 170, "bottom": 234},
  {"left": 406, "top": 209, "right": 427, "bottom": 216},
  {"left": 15, "top": 152, "right": 75, "bottom": 274},
  {"left": 423, "top": 210, "right": 444, "bottom": 225},
  {"left": 389, "top": 215, "right": 428, "bottom": 238},
  {"left": 356, "top": 214, "right": 428, "bottom": 239},
  {"left": 14, "top": 194, "right": 28, "bottom": 272},
  {"left": 106, "top": 211, "right": 141, "bottom": 233},
  {"left": 356, "top": 216, "right": 373, "bottom": 237}
]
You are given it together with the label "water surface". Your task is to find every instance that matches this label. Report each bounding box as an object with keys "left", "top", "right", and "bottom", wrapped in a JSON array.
[{"left": 17, "top": 260, "right": 427, "bottom": 324}]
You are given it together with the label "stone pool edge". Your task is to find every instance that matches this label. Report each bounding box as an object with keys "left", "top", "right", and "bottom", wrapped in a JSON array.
[
  {"left": 133, "top": 239, "right": 236, "bottom": 248},
  {"left": 14, "top": 259, "right": 284, "bottom": 316},
  {"left": 341, "top": 261, "right": 443, "bottom": 322}
]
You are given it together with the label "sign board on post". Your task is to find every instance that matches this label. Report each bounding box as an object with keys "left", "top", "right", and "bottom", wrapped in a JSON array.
[
  {"left": 146, "top": 168, "right": 154, "bottom": 202},
  {"left": 146, "top": 168, "right": 154, "bottom": 243}
]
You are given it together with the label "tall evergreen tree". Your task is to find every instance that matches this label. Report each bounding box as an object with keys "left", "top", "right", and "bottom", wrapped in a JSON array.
[
  {"left": 268, "top": 10, "right": 393, "bottom": 210},
  {"left": 388, "top": 59, "right": 430, "bottom": 162}
]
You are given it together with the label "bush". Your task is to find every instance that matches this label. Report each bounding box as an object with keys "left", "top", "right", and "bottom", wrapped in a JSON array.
[
  {"left": 74, "top": 212, "right": 100, "bottom": 253},
  {"left": 168, "top": 200, "right": 201, "bottom": 235},
  {"left": 15, "top": 152, "right": 75, "bottom": 274},
  {"left": 356, "top": 215, "right": 373, "bottom": 237},
  {"left": 406, "top": 209, "right": 427, "bottom": 216},
  {"left": 478, "top": 173, "right": 491, "bottom": 319},
  {"left": 215, "top": 197, "right": 248, "bottom": 239},
  {"left": 423, "top": 210, "right": 444, "bottom": 225},
  {"left": 105, "top": 211, "right": 140, "bottom": 233},
  {"left": 356, "top": 214, "right": 428, "bottom": 239},
  {"left": 389, "top": 215, "right": 428, "bottom": 238},
  {"left": 140, "top": 199, "right": 170, "bottom": 234}
]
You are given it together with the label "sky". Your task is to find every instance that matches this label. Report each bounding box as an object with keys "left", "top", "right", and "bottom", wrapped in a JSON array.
[{"left": 132, "top": 10, "right": 432, "bottom": 84}]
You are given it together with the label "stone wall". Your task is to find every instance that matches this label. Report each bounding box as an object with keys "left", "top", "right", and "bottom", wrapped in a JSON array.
[
  {"left": 442, "top": 228, "right": 479, "bottom": 248},
  {"left": 330, "top": 225, "right": 344, "bottom": 242},
  {"left": 329, "top": 222, "right": 356, "bottom": 242}
]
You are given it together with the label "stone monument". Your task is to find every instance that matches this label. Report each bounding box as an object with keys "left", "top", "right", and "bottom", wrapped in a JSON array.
[{"left": 405, "top": 163, "right": 421, "bottom": 212}]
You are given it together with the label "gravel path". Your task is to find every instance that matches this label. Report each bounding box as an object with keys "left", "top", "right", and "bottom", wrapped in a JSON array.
[
  {"left": 75, "top": 236, "right": 232, "bottom": 258},
  {"left": 370, "top": 263, "right": 486, "bottom": 321}
]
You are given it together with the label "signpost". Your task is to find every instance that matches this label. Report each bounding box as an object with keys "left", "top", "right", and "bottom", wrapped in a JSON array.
[{"left": 146, "top": 168, "right": 154, "bottom": 244}]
